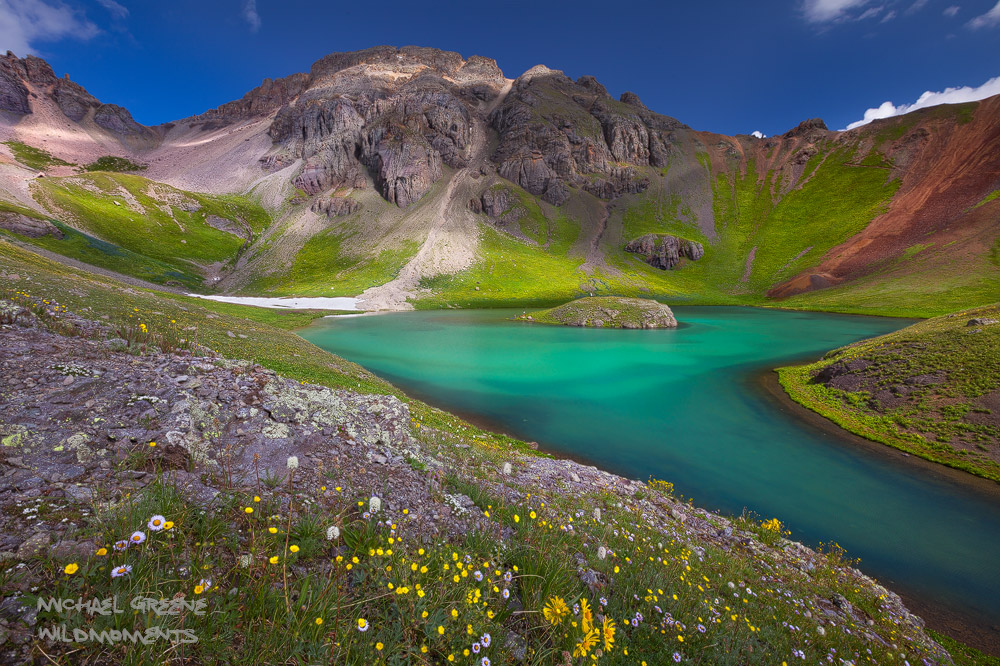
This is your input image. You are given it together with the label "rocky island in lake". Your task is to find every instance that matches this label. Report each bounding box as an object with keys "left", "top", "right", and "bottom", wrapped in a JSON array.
[{"left": 518, "top": 296, "right": 678, "bottom": 328}]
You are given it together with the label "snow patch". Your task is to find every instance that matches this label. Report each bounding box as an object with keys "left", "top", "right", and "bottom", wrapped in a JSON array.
[{"left": 186, "top": 294, "right": 360, "bottom": 311}]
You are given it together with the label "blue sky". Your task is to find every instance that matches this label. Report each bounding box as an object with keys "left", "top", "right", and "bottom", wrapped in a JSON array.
[{"left": 1, "top": 0, "right": 999, "bottom": 135}]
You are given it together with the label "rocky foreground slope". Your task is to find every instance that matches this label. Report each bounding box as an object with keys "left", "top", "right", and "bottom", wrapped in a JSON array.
[{"left": 0, "top": 294, "right": 955, "bottom": 664}]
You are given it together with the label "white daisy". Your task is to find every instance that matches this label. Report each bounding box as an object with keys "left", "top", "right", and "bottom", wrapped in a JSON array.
[
  {"left": 111, "top": 564, "right": 132, "bottom": 578},
  {"left": 129, "top": 530, "right": 146, "bottom": 545},
  {"left": 148, "top": 515, "right": 166, "bottom": 531}
]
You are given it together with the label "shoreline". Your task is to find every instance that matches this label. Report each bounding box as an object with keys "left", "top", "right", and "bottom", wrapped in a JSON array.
[{"left": 759, "top": 369, "right": 1000, "bottom": 656}]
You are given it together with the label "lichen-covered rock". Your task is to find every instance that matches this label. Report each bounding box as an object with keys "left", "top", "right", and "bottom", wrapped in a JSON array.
[{"left": 522, "top": 296, "right": 677, "bottom": 329}]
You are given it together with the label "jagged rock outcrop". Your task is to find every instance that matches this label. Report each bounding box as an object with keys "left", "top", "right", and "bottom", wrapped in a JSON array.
[
  {"left": 311, "top": 195, "right": 361, "bottom": 218},
  {"left": 259, "top": 46, "right": 504, "bottom": 206},
  {"left": 783, "top": 118, "right": 828, "bottom": 139},
  {"left": 0, "top": 212, "right": 63, "bottom": 239},
  {"left": 625, "top": 233, "right": 704, "bottom": 270},
  {"left": 0, "top": 52, "right": 30, "bottom": 115},
  {"left": 190, "top": 72, "right": 310, "bottom": 127},
  {"left": 479, "top": 187, "right": 514, "bottom": 218},
  {"left": 0, "top": 52, "right": 154, "bottom": 143},
  {"left": 488, "top": 66, "right": 686, "bottom": 205}
]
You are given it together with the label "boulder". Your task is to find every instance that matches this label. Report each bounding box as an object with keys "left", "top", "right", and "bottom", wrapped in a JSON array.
[
  {"left": 0, "top": 212, "right": 63, "bottom": 239},
  {"left": 312, "top": 196, "right": 361, "bottom": 218},
  {"left": 625, "top": 233, "right": 704, "bottom": 270}
]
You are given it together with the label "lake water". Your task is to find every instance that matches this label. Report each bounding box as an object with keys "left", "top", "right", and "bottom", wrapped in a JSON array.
[{"left": 301, "top": 307, "right": 1000, "bottom": 627}]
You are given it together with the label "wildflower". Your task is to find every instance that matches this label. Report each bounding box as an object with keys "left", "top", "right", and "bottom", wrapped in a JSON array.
[
  {"left": 194, "top": 585, "right": 205, "bottom": 594},
  {"left": 602, "top": 616, "right": 616, "bottom": 651},
  {"left": 148, "top": 515, "right": 166, "bottom": 531},
  {"left": 529, "top": 511, "right": 536, "bottom": 519},
  {"left": 513, "top": 514, "right": 520, "bottom": 523},
  {"left": 438, "top": 626, "right": 445, "bottom": 635},
  {"left": 149, "top": 442, "right": 156, "bottom": 448},
  {"left": 543, "top": 596, "right": 569, "bottom": 625},
  {"left": 673, "top": 652, "right": 682, "bottom": 662},
  {"left": 164, "top": 521, "right": 174, "bottom": 530},
  {"left": 269, "top": 526, "right": 278, "bottom": 534},
  {"left": 502, "top": 588, "right": 510, "bottom": 599},
  {"left": 315, "top": 617, "right": 323, "bottom": 625},
  {"left": 64, "top": 563, "right": 79, "bottom": 575},
  {"left": 111, "top": 564, "right": 132, "bottom": 579},
  {"left": 474, "top": 570, "right": 483, "bottom": 581},
  {"left": 472, "top": 642, "right": 481, "bottom": 654},
  {"left": 198, "top": 578, "right": 212, "bottom": 592},
  {"left": 376, "top": 642, "right": 383, "bottom": 651},
  {"left": 327, "top": 525, "right": 340, "bottom": 541},
  {"left": 481, "top": 633, "right": 491, "bottom": 647},
  {"left": 95, "top": 547, "right": 108, "bottom": 556},
  {"left": 289, "top": 545, "right": 299, "bottom": 553},
  {"left": 254, "top": 496, "right": 260, "bottom": 503},
  {"left": 269, "top": 556, "right": 279, "bottom": 564},
  {"left": 244, "top": 507, "right": 253, "bottom": 514},
  {"left": 481, "top": 659, "right": 491, "bottom": 666},
  {"left": 581, "top": 598, "right": 595, "bottom": 632},
  {"left": 370, "top": 496, "right": 382, "bottom": 513},
  {"left": 129, "top": 531, "right": 146, "bottom": 545},
  {"left": 357, "top": 618, "right": 369, "bottom": 632},
  {"left": 573, "top": 628, "right": 600, "bottom": 658},
  {"left": 286, "top": 456, "right": 299, "bottom": 470},
  {"left": 113, "top": 540, "right": 128, "bottom": 551}
]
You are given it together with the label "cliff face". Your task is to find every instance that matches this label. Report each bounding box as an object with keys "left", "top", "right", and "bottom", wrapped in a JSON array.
[
  {"left": 488, "top": 67, "right": 684, "bottom": 205},
  {"left": 194, "top": 46, "right": 508, "bottom": 207}
]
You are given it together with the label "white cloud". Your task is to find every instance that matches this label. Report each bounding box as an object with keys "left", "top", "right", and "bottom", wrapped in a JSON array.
[
  {"left": 905, "top": 0, "right": 929, "bottom": 14},
  {"left": 750, "top": 130, "right": 766, "bottom": 139},
  {"left": 96, "top": 0, "right": 128, "bottom": 20},
  {"left": 241, "top": 0, "right": 261, "bottom": 32},
  {"left": 967, "top": 0, "right": 1000, "bottom": 27},
  {"left": 881, "top": 9, "right": 898, "bottom": 21},
  {"left": 802, "top": 0, "right": 870, "bottom": 22},
  {"left": 857, "top": 5, "right": 884, "bottom": 20},
  {"left": 943, "top": 5, "right": 961, "bottom": 16},
  {"left": 0, "top": 0, "right": 98, "bottom": 55},
  {"left": 844, "top": 75, "right": 1000, "bottom": 130}
]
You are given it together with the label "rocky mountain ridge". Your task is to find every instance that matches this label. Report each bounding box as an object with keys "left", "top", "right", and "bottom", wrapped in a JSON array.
[{"left": 0, "top": 46, "right": 998, "bottom": 313}]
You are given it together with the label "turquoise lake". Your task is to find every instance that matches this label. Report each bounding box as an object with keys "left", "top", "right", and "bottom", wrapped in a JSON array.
[{"left": 301, "top": 307, "right": 1000, "bottom": 627}]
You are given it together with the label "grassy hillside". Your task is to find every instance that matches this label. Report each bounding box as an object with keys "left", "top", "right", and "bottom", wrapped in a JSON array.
[
  {"left": 14, "top": 173, "right": 272, "bottom": 289},
  {"left": 778, "top": 303, "right": 1000, "bottom": 482}
]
